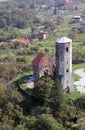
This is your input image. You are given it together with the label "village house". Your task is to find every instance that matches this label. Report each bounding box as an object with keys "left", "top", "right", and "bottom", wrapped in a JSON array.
[
  {"left": 73, "top": 16, "right": 82, "bottom": 22},
  {"left": 0, "top": 42, "right": 5, "bottom": 47},
  {"left": 36, "top": 29, "right": 47, "bottom": 40},
  {"left": 38, "top": 31, "right": 47, "bottom": 40},
  {"left": 40, "top": 4, "right": 47, "bottom": 10},
  {"left": 11, "top": 37, "right": 32, "bottom": 44},
  {"left": 32, "top": 53, "right": 54, "bottom": 78}
]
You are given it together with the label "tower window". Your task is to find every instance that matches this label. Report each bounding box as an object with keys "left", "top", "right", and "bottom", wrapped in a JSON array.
[
  {"left": 66, "top": 69, "right": 69, "bottom": 72},
  {"left": 66, "top": 47, "right": 68, "bottom": 52},
  {"left": 44, "top": 70, "right": 48, "bottom": 76},
  {"left": 66, "top": 87, "right": 70, "bottom": 93}
]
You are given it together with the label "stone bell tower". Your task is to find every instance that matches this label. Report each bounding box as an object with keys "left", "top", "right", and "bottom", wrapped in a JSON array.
[{"left": 56, "top": 36, "right": 73, "bottom": 93}]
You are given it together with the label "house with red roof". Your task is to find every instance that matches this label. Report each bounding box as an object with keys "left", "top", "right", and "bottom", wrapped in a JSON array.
[
  {"left": 32, "top": 53, "right": 55, "bottom": 78},
  {"left": 12, "top": 37, "right": 31, "bottom": 44}
]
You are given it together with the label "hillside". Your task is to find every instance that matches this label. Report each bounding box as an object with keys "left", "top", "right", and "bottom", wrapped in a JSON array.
[{"left": 0, "top": 0, "right": 85, "bottom": 130}]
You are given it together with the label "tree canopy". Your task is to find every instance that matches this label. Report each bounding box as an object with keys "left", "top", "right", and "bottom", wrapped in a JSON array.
[
  {"left": 50, "top": 78, "right": 65, "bottom": 112},
  {"left": 33, "top": 76, "right": 54, "bottom": 102}
]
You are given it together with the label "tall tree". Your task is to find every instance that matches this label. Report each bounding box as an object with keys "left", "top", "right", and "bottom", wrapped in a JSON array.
[
  {"left": 0, "top": 83, "right": 6, "bottom": 104},
  {"left": 34, "top": 114, "right": 65, "bottom": 130},
  {"left": 50, "top": 78, "right": 65, "bottom": 112},
  {"left": 33, "top": 76, "right": 54, "bottom": 103}
]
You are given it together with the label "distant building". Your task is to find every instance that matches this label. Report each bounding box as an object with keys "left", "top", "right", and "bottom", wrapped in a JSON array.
[
  {"left": 36, "top": 30, "right": 47, "bottom": 40},
  {"left": 11, "top": 37, "right": 31, "bottom": 44},
  {"left": 40, "top": 4, "right": 47, "bottom": 10},
  {"left": 73, "top": 16, "right": 82, "bottom": 22},
  {"left": 38, "top": 32, "right": 47, "bottom": 40},
  {"left": 32, "top": 53, "right": 54, "bottom": 78},
  {"left": 0, "top": 42, "right": 5, "bottom": 47}
]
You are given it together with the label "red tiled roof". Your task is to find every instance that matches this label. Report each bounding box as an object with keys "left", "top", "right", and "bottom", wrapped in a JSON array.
[
  {"left": 32, "top": 53, "right": 53, "bottom": 67},
  {"left": 32, "top": 53, "right": 45, "bottom": 66},
  {"left": 0, "top": 42, "right": 5, "bottom": 46},
  {"left": 12, "top": 38, "right": 30, "bottom": 44}
]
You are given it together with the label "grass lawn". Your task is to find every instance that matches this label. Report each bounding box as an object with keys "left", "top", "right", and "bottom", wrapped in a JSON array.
[
  {"left": 17, "top": 28, "right": 31, "bottom": 37},
  {"left": 79, "top": 3, "right": 85, "bottom": 8},
  {"left": 73, "top": 74, "right": 80, "bottom": 81},
  {"left": 73, "top": 42, "right": 82, "bottom": 47},
  {"left": 73, "top": 63, "right": 85, "bottom": 71},
  {"left": 67, "top": 88, "right": 85, "bottom": 101},
  {"left": 73, "top": 63, "right": 85, "bottom": 81},
  {"left": 12, "top": 71, "right": 33, "bottom": 83}
]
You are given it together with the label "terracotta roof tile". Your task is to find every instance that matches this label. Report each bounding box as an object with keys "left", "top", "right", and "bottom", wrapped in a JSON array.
[
  {"left": 32, "top": 53, "right": 53, "bottom": 67},
  {"left": 32, "top": 53, "right": 45, "bottom": 66}
]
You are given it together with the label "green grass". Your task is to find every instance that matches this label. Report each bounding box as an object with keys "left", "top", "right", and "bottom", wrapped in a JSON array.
[
  {"left": 73, "top": 42, "right": 82, "bottom": 47},
  {"left": 73, "top": 63, "right": 85, "bottom": 71},
  {"left": 67, "top": 88, "right": 85, "bottom": 101},
  {"left": 74, "top": 74, "right": 80, "bottom": 81},
  {"left": 71, "top": 63, "right": 85, "bottom": 100},
  {"left": 11, "top": 71, "right": 33, "bottom": 83},
  {"left": 0, "top": 53, "right": 8, "bottom": 58},
  {"left": 79, "top": 3, "right": 85, "bottom": 8},
  {"left": 17, "top": 28, "right": 31, "bottom": 37}
]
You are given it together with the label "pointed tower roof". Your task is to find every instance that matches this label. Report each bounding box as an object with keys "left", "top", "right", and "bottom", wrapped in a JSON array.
[{"left": 56, "top": 36, "right": 72, "bottom": 43}]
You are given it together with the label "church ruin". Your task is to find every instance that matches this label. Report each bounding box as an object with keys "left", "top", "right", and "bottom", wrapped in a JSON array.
[{"left": 32, "top": 36, "right": 74, "bottom": 93}]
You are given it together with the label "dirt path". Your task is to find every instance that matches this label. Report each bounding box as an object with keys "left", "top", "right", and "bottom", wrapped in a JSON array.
[{"left": 74, "top": 69, "right": 85, "bottom": 93}]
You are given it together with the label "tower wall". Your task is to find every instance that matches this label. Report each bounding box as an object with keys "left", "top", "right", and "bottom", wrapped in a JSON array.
[{"left": 56, "top": 37, "right": 73, "bottom": 93}]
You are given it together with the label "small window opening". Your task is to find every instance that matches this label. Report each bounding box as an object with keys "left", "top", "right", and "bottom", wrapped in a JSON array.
[
  {"left": 66, "top": 69, "right": 69, "bottom": 72},
  {"left": 44, "top": 70, "right": 48, "bottom": 76},
  {"left": 66, "top": 87, "right": 70, "bottom": 93},
  {"left": 66, "top": 47, "right": 68, "bottom": 52}
]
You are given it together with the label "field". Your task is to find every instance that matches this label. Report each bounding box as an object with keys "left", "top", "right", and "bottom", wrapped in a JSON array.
[
  {"left": 0, "top": 3, "right": 85, "bottom": 103},
  {"left": 73, "top": 63, "right": 85, "bottom": 71},
  {"left": 67, "top": 88, "right": 84, "bottom": 101}
]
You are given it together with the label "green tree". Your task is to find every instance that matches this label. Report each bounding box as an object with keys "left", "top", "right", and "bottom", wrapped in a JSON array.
[
  {"left": 35, "top": 114, "right": 65, "bottom": 130},
  {"left": 0, "top": 83, "right": 6, "bottom": 104},
  {"left": 50, "top": 78, "right": 65, "bottom": 112},
  {"left": 33, "top": 76, "right": 54, "bottom": 103},
  {"left": 25, "top": 116, "right": 37, "bottom": 130}
]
